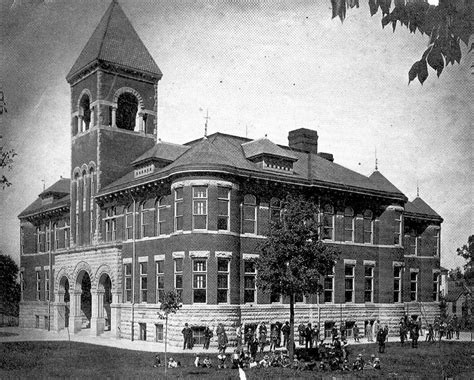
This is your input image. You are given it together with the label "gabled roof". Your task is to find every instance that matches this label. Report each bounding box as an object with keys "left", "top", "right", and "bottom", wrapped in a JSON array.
[
  {"left": 369, "top": 170, "right": 404, "bottom": 195},
  {"left": 132, "top": 141, "right": 190, "bottom": 166},
  {"left": 38, "top": 178, "right": 70, "bottom": 198},
  {"left": 405, "top": 197, "right": 442, "bottom": 219},
  {"left": 66, "top": 0, "right": 162, "bottom": 82},
  {"left": 445, "top": 284, "right": 470, "bottom": 302},
  {"left": 241, "top": 137, "right": 297, "bottom": 161}
]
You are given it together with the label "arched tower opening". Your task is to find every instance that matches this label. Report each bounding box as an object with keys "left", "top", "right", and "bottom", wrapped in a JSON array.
[
  {"left": 79, "top": 94, "right": 91, "bottom": 132},
  {"left": 116, "top": 92, "right": 138, "bottom": 131}
]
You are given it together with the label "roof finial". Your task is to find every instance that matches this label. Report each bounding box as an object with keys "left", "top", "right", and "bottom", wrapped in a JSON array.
[
  {"left": 41, "top": 179, "right": 46, "bottom": 191},
  {"left": 417, "top": 181, "right": 420, "bottom": 197},
  {"left": 204, "top": 109, "right": 210, "bottom": 138},
  {"left": 375, "top": 147, "right": 378, "bottom": 171}
]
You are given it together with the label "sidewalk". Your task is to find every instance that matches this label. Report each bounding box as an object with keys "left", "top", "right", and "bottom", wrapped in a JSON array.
[{"left": 1, "top": 326, "right": 472, "bottom": 353}]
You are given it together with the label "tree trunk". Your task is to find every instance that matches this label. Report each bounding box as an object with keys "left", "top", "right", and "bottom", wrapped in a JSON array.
[{"left": 289, "top": 292, "right": 295, "bottom": 360}]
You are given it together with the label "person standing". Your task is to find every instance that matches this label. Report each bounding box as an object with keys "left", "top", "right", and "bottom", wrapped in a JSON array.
[
  {"left": 331, "top": 324, "right": 338, "bottom": 343},
  {"left": 217, "top": 323, "right": 228, "bottom": 354},
  {"left": 235, "top": 323, "right": 244, "bottom": 348},
  {"left": 182, "top": 323, "right": 192, "bottom": 350},
  {"left": 203, "top": 324, "right": 213, "bottom": 349},
  {"left": 353, "top": 323, "right": 360, "bottom": 342},
  {"left": 298, "top": 322, "right": 305, "bottom": 346},
  {"left": 426, "top": 324, "right": 434, "bottom": 342},
  {"left": 340, "top": 322, "right": 347, "bottom": 341},
  {"left": 270, "top": 326, "right": 278, "bottom": 352},
  {"left": 305, "top": 323, "right": 313, "bottom": 349},
  {"left": 399, "top": 322, "right": 406, "bottom": 346},
  {"left": 410, "top": 324, "right": 419, "bottom": 348},
  {"left": 282, "top": 321, "right": 290, "bottom": 349},
  {"left": 377, "top": 327, "right": 386, "bottom": 353},
  {"left": 312, "top": 324, "right": 320, "bottom": 347},
  {"left": 367, "top": 322, "right": 374, "bottom": 342},
  {"left": 259, "top": 322, "right": 268, "bottom": 353}
]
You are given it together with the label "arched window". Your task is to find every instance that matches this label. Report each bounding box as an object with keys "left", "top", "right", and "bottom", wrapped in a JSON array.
[
  {"left": 79, "top": 94, "right": 91, "bottom": 131},
  {"left": 270, "top": 197, "right": 281, "bottom": 223},
  {"left": 156, "top": 197, "right": 168, "bottom": 235},
  {"left": 89, "top": 167, "right": 95, "bottom": 241},
  {"left": 140, "top": 198, "right": 155, "bottom": 238},
  {"left": 321, "top": 204, "right": 334, "bottom": 240},
  {"left": 344, "top": 207, "right": 354, "bottom": 242},
  {"left": 116, "top": 92, "right": 138, "bottom": 131},
  {"left": 242, "top": 194, "right": 257, "bottom": 234},
  {"left": 363, "top": 210, "right": 373, "bottom": 244},
  {"left": 82, "top": 170, "right": 88, "bottom": 211}
]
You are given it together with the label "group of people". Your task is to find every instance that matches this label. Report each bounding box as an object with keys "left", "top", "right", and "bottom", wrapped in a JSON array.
[{"left": 182, "top": 322, "right": 228, "bottom": 353}]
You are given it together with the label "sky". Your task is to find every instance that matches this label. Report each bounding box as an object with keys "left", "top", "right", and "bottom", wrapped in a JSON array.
[{"left": 0, "top": 0, "right": 472, "bottom": 270}]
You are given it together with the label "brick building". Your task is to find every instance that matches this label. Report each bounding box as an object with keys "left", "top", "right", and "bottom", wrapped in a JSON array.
[{"left": 18, "top": 1, "right": 443, "bottom": 346}]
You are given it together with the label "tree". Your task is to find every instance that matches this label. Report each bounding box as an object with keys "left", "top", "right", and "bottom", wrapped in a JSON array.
[
  {"left": 0, "top": 142, "right": 16, "bottom": 189},
  {"left": 331, "top": 0, "right": 473, "bottom": 84},
  {"left": 157, "top": 289, "right": 182, "bottom": 377},
  {"left": 457, "top": 235, "right": 473, "bottom": 268},
  {"left": 256, "top": 194, "right": 340, "bottom": 359},
  {"left": 0, "top": 253, "right": 21, "bottom": 317}
]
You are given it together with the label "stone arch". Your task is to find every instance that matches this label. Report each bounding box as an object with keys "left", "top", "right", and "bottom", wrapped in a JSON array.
[
  {"left": 72, "top": 167, "right": 81, "bottom": 180},
  {"left": 55, "top": 267, "right": 71, "bottom": 293},
  {"left": 93, "top": 264, "right": 116, "bottom": 293},
  {"left": 77, "top": 88, "right": 93, "bottom": 111},
  {"left": 80, "top": 164, "right": 89, "bottom": 176},
  {"left": 88, "top": 161, "right": 97, "bottom": 173},
  {"left": 72, "top": 261, "right": 93, "bottom": 291},
  {"left": 113, "top": 87, "right": 144, "bottom": 109}
]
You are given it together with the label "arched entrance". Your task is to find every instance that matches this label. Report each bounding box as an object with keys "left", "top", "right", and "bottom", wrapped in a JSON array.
[
  {"left": 70, "top": 269, "right": 92, "bottom": 334},
  {"left": 53, "top": 276, "right": 70, "bottom": 331}
]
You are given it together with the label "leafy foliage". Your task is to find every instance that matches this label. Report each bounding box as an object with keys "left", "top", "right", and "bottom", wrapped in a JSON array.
[
  {"left": 331, "top": 0, "right": 473, "bottom": 84},
  {"left": 0, "top": 253, "right": 21, "bottom": 317},
  {"left": 1, "top": 136, "right": 16, "bottom": 189},
  {"left": 456, "top": 235, "right": 473, "bottom": 268},
  {"left": 256, "top": 194, "right": 339, "bottom": 296},
  {"left": 256, "top": 194, "right": 339, "bottom": 359},
  {"left": 158, "top": 289, "right": 182, "bottom": 317}
]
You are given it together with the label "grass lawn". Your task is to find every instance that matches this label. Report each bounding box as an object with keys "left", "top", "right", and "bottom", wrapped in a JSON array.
[{"left": 0, "top": 340, "right": 473, "bottom": 379}]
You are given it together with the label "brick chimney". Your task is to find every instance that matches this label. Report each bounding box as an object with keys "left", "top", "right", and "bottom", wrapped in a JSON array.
[{"left": 288, "top": 128, "right": 318, "bottom": 154}]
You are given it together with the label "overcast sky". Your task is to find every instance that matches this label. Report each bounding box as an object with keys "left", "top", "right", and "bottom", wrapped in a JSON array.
[{"left": 0, "top": 0, "right": 472, "bottom": 269}]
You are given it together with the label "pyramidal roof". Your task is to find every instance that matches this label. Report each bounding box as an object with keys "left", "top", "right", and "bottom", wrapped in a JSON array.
[
  {"left": 369, "top": 170, "right": 404, "bottom": 195},
  {"left": 66, "top": 0, "right": 162, "bottom": 81},
  {"left": 405, "top": 197, "right": 442, "bottom": 219}
]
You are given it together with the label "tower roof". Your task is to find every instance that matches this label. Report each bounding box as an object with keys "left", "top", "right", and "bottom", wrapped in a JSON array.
[
  {"left": 369, "top": 170, "right": 404, "bottom": 195},
  {"left": 66, "top": 0, "right": 162, "bottom": 82},
  {"left": 405, "top": 197, "right": 442, "bottom": 220}
]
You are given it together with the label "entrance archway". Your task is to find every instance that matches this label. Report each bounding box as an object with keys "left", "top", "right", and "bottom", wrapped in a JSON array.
[
  {"left": 97, "top": 273, "right": 112, "bottom": 334},
  {"left": 54, "top": 276, "right": 70, "bottom": 331},
  {"left": 80, "top": 271, "right": 92, "bottom": 329}
]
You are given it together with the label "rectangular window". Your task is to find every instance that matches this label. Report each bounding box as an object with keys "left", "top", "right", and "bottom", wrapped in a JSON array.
[
  {"left": 174, "top": 188, "right": 183, "bottom": 231},
  {"left": 125, "top": 207, "right": 133, "bottom": 240},
  {"left": 46, "top": 225, "right": 51, "bottom": 251},
  {"left": 393, "top": 266, "right": 402, "bottom": 302},
  {"left": 410, "top": 271, "right": 418, "bottom": 301},
  {"left": 344, "top": 209, "right": 354, "bottom": 242},
  {"left": 244, "top": 260, "right": 256, "bottom": 303},
  {"left": 45, "top": 270, "right": 50, "bottom": 301},
  {"left": 324, "top": 267, "right": 334, "bottom": 303},
  {"left": 157, "top": 199, "right": 167, "bottom": 235},
  {"left": 321, "top": 206, "right": 334, "bottom": 240},
  {"left": 363, "top": 213, "right": 373, "bottom": 244},
  {"left": 434, "top": 229, "right": 440, "bottom": 256},
  {"left": 217, "top": 186, "right": 230, "bottom": 231},
  {"left": 141, "top": 203, "right": 155, "bottom": 238},
  {"left": 156, "top": 260, "right": 164, "bottom": 303},
  {"left": 295, "top": 293, "right": 304, "bottom": 303},
  {"left": 242, "top": 195, "right": 257, "bottom": 234},
  {"left": 35, "top": 315, "right": 40, "bottom": 328},
  {"left": 344, "top": 264, "right": 355, "bottom": 303},
  {"left": 36, "top": 271, "right": 41, "bottom": 300},
  {"left": 394, "top": 211, "right": 402, "bottom": 245},
  {"left": 364, "top": 266, "right": 374, "bottom": 303},
  {"left": 124, "top": 263, "right": 132, "bottom": 303},
  {"left": 104, "top": 208, "right": 117, "bottom": 242},
  {"left": 64, "top": 224, "right": 70, "bottom": 248},
  {"left": 192, "top": 326, "right": 206, "bottom": 346},
  {"left": 53, "top": 224, "right": 59, "bottom": 250},
  {"left": 217, "top": 258, "right": 229, "bottom": 303},
  {"left": 192, "top": 186, "right": 208, "bottom": 230},
  {"left": 174, "top": 258, "right": 183, "bottom": 299},
  {"left": 140, "top": 262, "right": 147, "bottom": 303},
  {"left": 155, "top": 324, "right": 164, "bottom": 342},
  {"left": 433, "top": 272, "right": 440, "bottom": 301},
  {"left": 270, "top": 289, "right": 281, "bottom": 303},
  {"left": 193, "top": 259, "right": 207, "bottom": 303},
  {"left": 408, "top": 234, "right": 417, "bottom": 255},
  {"left": 139, "top": 323, "right": 147, "bottom": 341}
]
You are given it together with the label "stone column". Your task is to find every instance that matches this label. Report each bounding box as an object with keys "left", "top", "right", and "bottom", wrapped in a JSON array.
[
  {"left": 90, "top": 106, "right": 95, "bottom": 128},
  {"left": 69, "top": 290, "right": 83, "bottom": 334},
  {"left": 111, "top": 106, "right": 117, "bottom": 127},
  {"left": 91, "top": 289, "right": 105, "bottom": 336},
  {"left": 53, "top": 291, "right": 66, "bottom": 332},
  {"left": 110, "top": 291, "right": 122, "bottom": 338},
  {"left": 78, "top": 115, "right": 84, "bottom": 133},
  {"left": 137, "top": 111, "right": 145, "bottom": 133}
]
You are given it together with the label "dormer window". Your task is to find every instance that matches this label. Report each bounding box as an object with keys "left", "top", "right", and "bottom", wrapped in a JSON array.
[{"left": 134, "top": 164, "right": 154, "bottom": 178}]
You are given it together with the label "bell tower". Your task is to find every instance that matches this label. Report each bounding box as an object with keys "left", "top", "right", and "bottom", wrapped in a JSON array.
[{"left": 66, "top": 0, "right": 162, "bottom": 246}]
